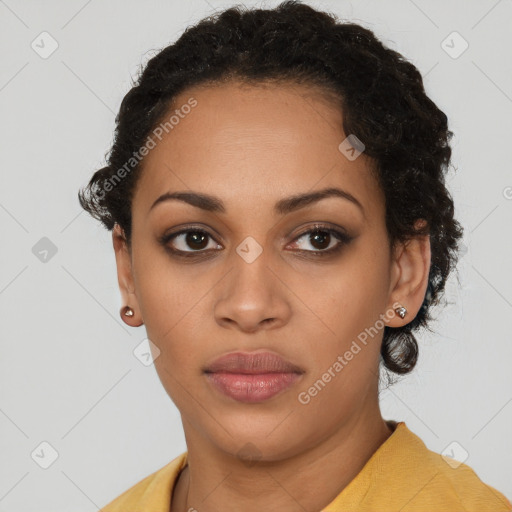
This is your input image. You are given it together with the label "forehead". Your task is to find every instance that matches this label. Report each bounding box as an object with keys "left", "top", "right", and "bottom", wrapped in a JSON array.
[{"left": 132, "top": 80, "right": 383, "bottom": 219}]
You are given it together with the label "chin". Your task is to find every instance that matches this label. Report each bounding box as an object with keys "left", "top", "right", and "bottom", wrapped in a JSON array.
[{"left": 204, "top": 415, "right": 316, "bottom": 463}]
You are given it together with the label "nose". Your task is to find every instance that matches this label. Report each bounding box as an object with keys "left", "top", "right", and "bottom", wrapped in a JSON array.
[{"left": 213, "top": 250, "right": 292, "bottom": 333}]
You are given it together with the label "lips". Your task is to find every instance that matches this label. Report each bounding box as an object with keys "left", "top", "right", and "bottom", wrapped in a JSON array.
[
  {"left": 203, "top": 351, "right": 304, "bottom": 374},
  {"left": 203, "top": 351, "right": 304, "bottom": 403}
]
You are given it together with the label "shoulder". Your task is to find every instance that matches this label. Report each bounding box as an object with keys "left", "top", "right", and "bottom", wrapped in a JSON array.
[
  {"left": 100, "top": 452, "right": 188, "bottom": 512},
  {"left": 420, "top": 452, "right": 512, "bottom": 511},
  {"left": 381, "top": 423, "right": 511, "bottom": 511},
  {"left": 326, "top": 422, "right": 512, "bottom": 512}
]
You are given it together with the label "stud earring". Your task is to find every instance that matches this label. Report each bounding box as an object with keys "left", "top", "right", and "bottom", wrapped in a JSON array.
[
  {"left": 122, "top": 305, "right": 134, "bottom": 318},
  {"left": 395, "top": 305, "right": 407, "bottom": 319},
  {"left": 120, "top": 305, "right": 144, "bottom": 326}
]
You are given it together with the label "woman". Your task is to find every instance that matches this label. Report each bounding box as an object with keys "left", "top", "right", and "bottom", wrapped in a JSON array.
[{"left": 78, "top": 1, "right": 511, "bottom": 511}]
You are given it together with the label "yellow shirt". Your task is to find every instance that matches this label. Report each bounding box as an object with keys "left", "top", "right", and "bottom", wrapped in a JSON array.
[{"left": 100, "top": 422, "right": 511, "bottom": 511}]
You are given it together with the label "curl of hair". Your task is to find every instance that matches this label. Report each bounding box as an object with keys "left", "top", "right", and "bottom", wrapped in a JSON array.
[{"left": 78, "top": 0, "right": 464, "bottom": 376}]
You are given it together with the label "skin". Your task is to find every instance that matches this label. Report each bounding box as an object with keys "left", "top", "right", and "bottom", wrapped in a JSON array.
[{"left": 112, "top": 80, "right": 431, "bottom": 512}]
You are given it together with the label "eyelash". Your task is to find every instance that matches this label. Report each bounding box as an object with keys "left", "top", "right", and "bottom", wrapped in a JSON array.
[{"left": 158, "top": 224, "right": 353, "bottom": 259}]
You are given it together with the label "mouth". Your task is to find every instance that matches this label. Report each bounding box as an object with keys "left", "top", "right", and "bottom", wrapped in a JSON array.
[{"left": 203, "top": 351, "right": 304, "bottom": 403}]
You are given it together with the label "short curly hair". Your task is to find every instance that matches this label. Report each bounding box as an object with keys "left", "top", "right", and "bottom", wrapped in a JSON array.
[{"left": 78, "top": 0, "right": 464, "bottom": 376}]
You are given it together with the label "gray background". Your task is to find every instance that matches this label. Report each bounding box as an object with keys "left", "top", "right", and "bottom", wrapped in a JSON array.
[{"left": 1, "top": 0, "right": 511, "bottom": 510}]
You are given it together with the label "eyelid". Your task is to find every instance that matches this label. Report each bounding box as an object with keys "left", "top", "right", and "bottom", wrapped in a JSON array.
[
  {"left": 158, "top": 223, "right": 222, "bottom": 244},
  {"left": 291, "top": 222, "right": 351, "bottom": 242}
]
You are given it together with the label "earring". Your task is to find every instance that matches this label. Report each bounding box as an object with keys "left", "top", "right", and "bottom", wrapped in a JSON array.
[
  {"left": 395, "top": 305, "right": 407, "bottom": 319},
  {"left": 122, "top": 305, "right": 134, "bottom": 318},
  {"left": 120, "top": 305, "right": 144, "bottom": 326}
]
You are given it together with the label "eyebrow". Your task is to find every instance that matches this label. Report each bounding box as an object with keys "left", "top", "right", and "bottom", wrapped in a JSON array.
[{"left": 149, "top": 187, "right": 364, "bottom": 217}]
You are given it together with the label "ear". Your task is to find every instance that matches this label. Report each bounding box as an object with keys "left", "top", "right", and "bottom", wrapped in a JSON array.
[
  {"left": 112, "top": 223, "right": 144, "bottom": 327},
  {"left": 385, "top": 219, "right": 431, "bottom": 327}
]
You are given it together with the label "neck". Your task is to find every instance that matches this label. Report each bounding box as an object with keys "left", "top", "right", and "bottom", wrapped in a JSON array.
[{"left": 171, "top": 408, "right": 393, "bottom": 512}]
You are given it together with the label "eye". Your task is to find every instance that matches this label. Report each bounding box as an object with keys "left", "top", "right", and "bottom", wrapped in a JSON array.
[
  {"left": 159, "top": 228, "right": 222, "bottom": 256},
  {"left": 288, "top": 224, "right": 352, "bottom": 256}
]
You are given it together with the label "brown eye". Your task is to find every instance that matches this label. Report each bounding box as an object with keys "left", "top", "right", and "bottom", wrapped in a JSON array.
[
  {"left": 183, "top": 231, "right": 209, "bottom": 250},
  {"left": 308, "top": 230, "right": 332, "bottom": 250},
  {"left": 290, "top": 226, "right": 351, "bottom": 256},
  {"left": 161, "top": 228, "right": 222, "bottom": 255}
]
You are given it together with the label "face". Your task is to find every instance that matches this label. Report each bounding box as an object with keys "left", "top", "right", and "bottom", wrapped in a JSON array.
[{"left": 114, "top": 80, "right": 428, "bottom": 461}]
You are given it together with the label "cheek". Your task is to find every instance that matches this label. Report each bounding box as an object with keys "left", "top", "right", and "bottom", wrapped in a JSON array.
[
  {"left": 293, "top": 267, "right": 388, "bottom": 420},
  {"left": 301, "top": 243, "right": 390, "bottom": 343},
  {"left": 289, "top": 247, "right": 391, "bottom": 405},
  {"left": 132, "top": 241, "right": 210, "bottom": 340}
]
